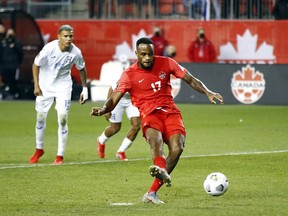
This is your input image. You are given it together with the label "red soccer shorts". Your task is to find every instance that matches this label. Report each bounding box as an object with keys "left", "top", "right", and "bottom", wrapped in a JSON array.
[{"left": 142, "top": 108, "right": 186, "bottom": 142}]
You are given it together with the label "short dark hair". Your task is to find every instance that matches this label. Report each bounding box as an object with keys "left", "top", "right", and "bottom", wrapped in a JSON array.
[
  {"left": 136, "top": 37, "right": 154, "bottom": 47},
  {"left": 58, "top": 24, "right": 73, "bottom": 33}
]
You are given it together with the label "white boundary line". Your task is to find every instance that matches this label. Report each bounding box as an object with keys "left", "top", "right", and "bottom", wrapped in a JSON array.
[{"left": 0, "top": 149, "right": 287, "bottom": 170}]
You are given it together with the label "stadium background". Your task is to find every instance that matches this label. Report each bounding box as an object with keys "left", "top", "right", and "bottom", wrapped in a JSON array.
[
  {"left": 0, "top": 2, "right": 287, "bottom": 215},
  {"left": 0, "top": 0, "right": 287, "bottom": 104}
]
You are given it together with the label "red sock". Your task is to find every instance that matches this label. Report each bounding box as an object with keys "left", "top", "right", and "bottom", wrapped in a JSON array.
[
  {"left": 148, "top": 178, "right": 163, "bottom": 193},
  {"left": 153, "top": 156, "right": 166, "bottom": 169}
]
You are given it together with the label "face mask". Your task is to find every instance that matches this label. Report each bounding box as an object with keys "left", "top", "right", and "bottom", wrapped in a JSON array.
[
  {"left": 7, "top": 35, "right": 15, "bottom": 42},
  {"left": 155, "top": 32, "right": 160, "bottom": 37},
  {"left": 170, "top": 52, "right": 176, "bottom": 58},
  {"left": 199, "top": 33, "right": 205, "bottom": 39}
]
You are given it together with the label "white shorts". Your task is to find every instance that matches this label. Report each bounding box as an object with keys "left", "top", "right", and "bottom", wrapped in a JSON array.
[
  {"left": 109, "top": 98, "right": 140, "bottom": 123},
  {"left": 35, "top": 91, "right": 72, "bottom": 114}
]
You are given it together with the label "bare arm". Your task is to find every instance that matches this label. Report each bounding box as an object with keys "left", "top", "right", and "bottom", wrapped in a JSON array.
[
  {"left": 32, "top": 63, "right": 42, "bottom": 96},
  {"left": 182, "top": 71, "right": 224, "bottom": 104},
  {"left": 79, "top": 67, "right": 88, "bottom": 104},
  {"left": 104, "top": 86, "right": 113, "bottom": 121},
  {"left": 106, "top": 86, "right": 113, "bottom": 99},
  {"left": 79, "top": 67, "right": 88, "bottom": 88},
  {"left": 90, "top": 91, "right": 124, "bottom": 117}
]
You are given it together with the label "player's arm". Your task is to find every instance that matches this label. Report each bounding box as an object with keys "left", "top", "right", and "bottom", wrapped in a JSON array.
[
  {"left": 104, "top": 86, "right": 113, "bottom": 121},
  {"left": 32, "top": 63, "right": 42, "bottom": 96},
  {"left": 182, "top": 71, "right": 224, "bottom": 104},
  {"left": 91, "top": 91, "right": 124, "bottom": 117},
  {"left": 79, "top": 67, "right": 88, "bottom": 105}
]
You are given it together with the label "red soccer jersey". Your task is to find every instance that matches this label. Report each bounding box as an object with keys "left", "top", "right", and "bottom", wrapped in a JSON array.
[{"left": 114, "top": 56, "right": 187, "bottom": 117}]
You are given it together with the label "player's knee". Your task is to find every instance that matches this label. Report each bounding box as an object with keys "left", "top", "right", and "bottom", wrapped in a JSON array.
[
  {"left": 147, "top": 135, "right": 162, "bottom": 146},
  {"left": 131, "top": 124, "right": 141, "bottom": 133},
  {"left": 110, "top": 123, "right": 121, "bottom": 133},
  {"left": 36, "top": 112, "right": 46, "bottom": 126},
  {"left": 171, "top": 143, "right": 184, "bottom": 155},
  {"left": 58, "top": 114, "right": 67, "bottom": 127},
  {"left": 131, "top": 117, "right": 141, "bottom": 131}
]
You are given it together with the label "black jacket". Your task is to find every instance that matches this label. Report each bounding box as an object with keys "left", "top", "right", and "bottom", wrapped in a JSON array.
[
  {"left": 273, "top": 0, "right": 288, "bottom": 20},
  {"left": 1, "top": 36, "right": 24, "bottom": 70}
]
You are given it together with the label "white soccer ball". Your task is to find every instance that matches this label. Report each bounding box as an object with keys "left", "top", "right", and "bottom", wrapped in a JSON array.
[{"left": 203, "top": 172, "right": 229, "bottom": 196}]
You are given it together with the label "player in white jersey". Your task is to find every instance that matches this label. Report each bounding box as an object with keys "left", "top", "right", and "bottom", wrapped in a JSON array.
[
  {"left": 29, "top": 24, "right": 88, "bottom": 165},
  {"left": 97, "top": 55, "right": 141, "bottom": 161}
]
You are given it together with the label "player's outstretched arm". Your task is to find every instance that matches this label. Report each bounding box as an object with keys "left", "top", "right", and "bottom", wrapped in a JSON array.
[
  {"left": 182, "top": 71, "right": 224, "bottom": 104},
  {"left": 90, "top": 91, "right": 124, "bottom": 117}
]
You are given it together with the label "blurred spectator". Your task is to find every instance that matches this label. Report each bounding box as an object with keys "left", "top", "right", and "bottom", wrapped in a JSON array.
[
  {"left": 201, "top": 0, "right": 221, "bottom": 20},
  {"left": 150, "top": 26, "right": 167, "bottom": 56},
  {"left": 96, "top": 0, "right": 105, "bottom": 18},
  {"left": 140, "top": 0, "right": 157, "bottom": 19},
  {"left": 272, "top": 0, "right": 288, "bottom": 20},
  {"left": 0, "top": 24, "right": 6, "bottom": 92},
  {"left": 0, "top": 28, "right": 24, "bottom": 99},
  {"left": 187, "top": 27, "right": 216, "bottom": 63},
  {"left": 223, "top": 0, "right": 240, "bottom": 19},
  {"left": 115, "top": 0, "right": 137, "bottom": 19},
  {"left": 183, "top": 0, "right": 221, "bottom": 19},
  {"left": 164, "top": 45, "right": 177, "bottom": 59}
]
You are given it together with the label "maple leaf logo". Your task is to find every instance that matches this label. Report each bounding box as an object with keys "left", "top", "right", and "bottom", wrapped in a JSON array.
[
  {"left": 218, "top": 29, "right": 275, "bottom": 64},
  {"left": 112, "top": 29, "right": 151, "bottom": 60},
  {"left": 231, "top": 65, "right": 266, "bottom": 104}
]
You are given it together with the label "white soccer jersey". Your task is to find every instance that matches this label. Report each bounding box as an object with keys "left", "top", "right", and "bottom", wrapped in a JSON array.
[
  {"left": 34, "top": 40, "right": 85, "bottom": 96},
  {"left": 109, "top": 81, "right": 139, "bottom": 123}
]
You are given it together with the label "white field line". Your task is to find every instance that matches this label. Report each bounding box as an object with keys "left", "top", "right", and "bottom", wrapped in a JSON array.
[{"left": 0, "top": 149, "right": 287, "bottom": 170}]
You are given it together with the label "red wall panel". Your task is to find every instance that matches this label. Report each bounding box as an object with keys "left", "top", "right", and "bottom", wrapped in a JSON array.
[{"left": 36, "top": 20, "right": 288, "bottom": 82}]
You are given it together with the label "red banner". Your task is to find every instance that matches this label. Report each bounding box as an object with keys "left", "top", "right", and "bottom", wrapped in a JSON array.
[{"left": 36, "top": 20, "right": 288, "bottom": 82}]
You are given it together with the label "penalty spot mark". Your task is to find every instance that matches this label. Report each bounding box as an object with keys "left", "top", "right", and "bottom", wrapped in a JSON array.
[{"left": 110, "top": 202, "right": 134, "bottom": 206}]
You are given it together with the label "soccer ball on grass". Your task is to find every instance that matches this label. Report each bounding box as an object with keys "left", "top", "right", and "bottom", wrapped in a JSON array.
[{"left": 203, "top": 172, "right": 229, "bottom": 196}]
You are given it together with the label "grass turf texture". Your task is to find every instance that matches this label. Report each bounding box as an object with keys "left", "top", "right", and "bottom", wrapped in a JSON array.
[{"left": 0, "top": 101, "right": 287, "bottom": 216}]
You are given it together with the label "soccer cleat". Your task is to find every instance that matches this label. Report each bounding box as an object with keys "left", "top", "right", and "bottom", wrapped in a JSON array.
[
  {"left": 149, "top": 165, "right": 172, "bottom": 187},
  {"left": 116, "top": 152, "right": 128, "bottom": 161},
  {"left": 142, "top": 192, "right": 164, "bottom": 204},
  {"left": 29, "top": 149, "right": 44, "bottom": 164},
  {"left": 97, "top": 138, "right": 105, "bottom": 158},
  {"left": 53, "top": 156, "right": 63, "bottom": 165}
]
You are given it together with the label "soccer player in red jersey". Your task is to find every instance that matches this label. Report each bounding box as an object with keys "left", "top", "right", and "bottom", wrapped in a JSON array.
[{"left": 91, "top": 37, "right": 224, "bottom": 204}]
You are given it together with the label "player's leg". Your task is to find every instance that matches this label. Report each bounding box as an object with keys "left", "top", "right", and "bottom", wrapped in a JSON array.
[
  {"left": 142, "top": 111, "right": 185, "bottom": 203},
  {"left": 144, "top": 133, "right": 184, "bottom": 203},
  {"left": 98, "top": 122, "right": 122, "bottom": 145},
  {"left": 53, "top": 93, "right": 71, "bottom": 164},
  {"left": 165, "top": 133, "right": 185, "bottom": 174},
  {"left": 29, "top": 96, "right": 54, "bottom": 164},
  {"left": 143, "top": 126, "right": 169, "bottom": 204},
  {"left": 143, "top": 111, "right": 171, "bottom": 186},
  {"left": 116, "top": 104, "right": 141, "bottom": 160},
  {"left": 164, "top": 112, "right": 186, "bottom": 174},
  {"left": 97, "top": 104, "right": 124, "bottom": 158}
]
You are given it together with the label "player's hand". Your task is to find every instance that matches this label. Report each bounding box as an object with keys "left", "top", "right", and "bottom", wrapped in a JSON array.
[
  {"left": 79, "top": 87, "right": 88, "bottom": 104},
  {"left": 104, "top": 112, "right": 112, "bottom": 121},
  {"left": 207, "top": 92, "right": 224, "bottom": 104},
  {"left": 34, "top": 85, "right": 42, "bottom": 96},
  {"left": 90, "top": 107, "right": 105, "bottom": 117}
]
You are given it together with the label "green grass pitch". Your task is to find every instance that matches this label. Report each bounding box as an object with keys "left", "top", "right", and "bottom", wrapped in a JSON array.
[{"left": 0, "top": 101, "right": 287, "bottom": 216}]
